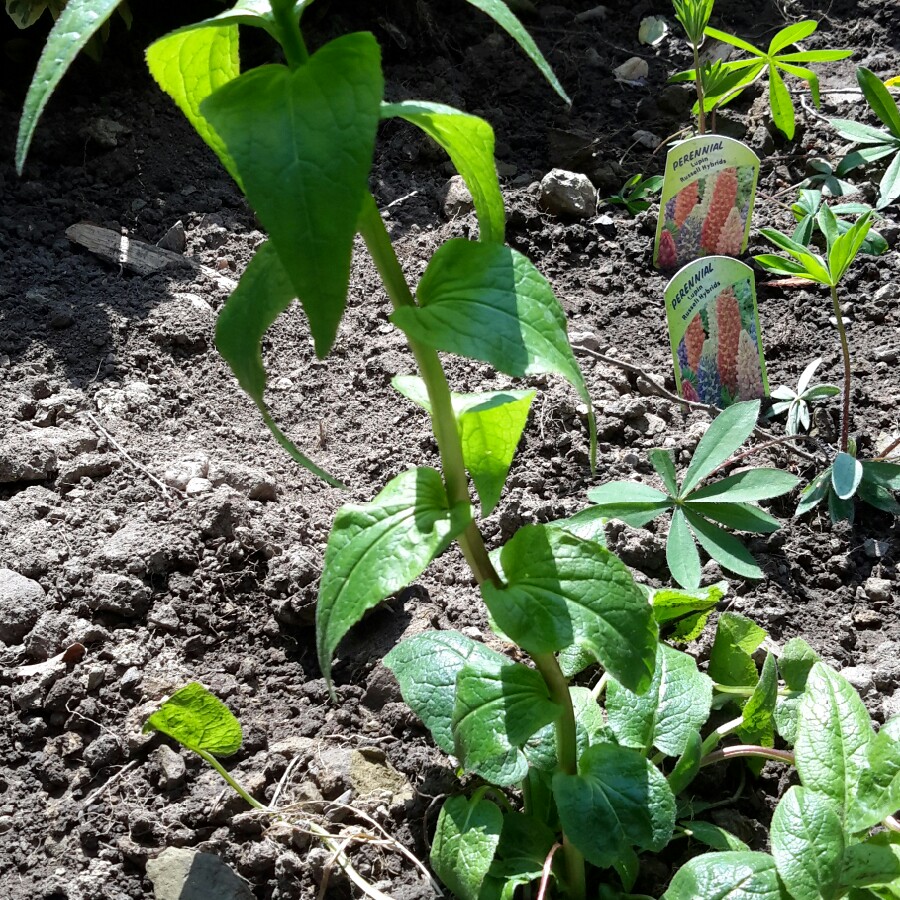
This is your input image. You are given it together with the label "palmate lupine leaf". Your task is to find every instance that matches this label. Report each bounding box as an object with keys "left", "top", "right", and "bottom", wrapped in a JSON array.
[
  {"left": 585, "top": 402, "right": 798, "bottom": 588},
  {"left": 832, "top": 68, "right": 900, "bottom": 209},
  {"left": 671, "top": 20, "right": 850, "bottom": 139}
]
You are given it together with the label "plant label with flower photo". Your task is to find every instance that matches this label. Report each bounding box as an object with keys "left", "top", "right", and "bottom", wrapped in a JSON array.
[
  {"left": 654, "top": 136, "right": 760, "bottom": 270},
  {"left": 665, "top": 257, "right": 768, "bottom": 407}
]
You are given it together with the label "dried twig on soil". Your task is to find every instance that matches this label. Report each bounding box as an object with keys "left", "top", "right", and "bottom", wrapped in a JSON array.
[
  {"left": 80, "top": 759, "right": 140, "bottom": 813},
  {"left": 576, "top": 345, "right": 824, "bottom": 464},
  {"left": 82, "top": 411, "right": 182, "bottom": 501}
]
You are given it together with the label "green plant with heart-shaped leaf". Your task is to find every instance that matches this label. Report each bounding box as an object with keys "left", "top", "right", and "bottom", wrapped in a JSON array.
[{"left": 53, "top": 1, "right": 898, "bottom": 897}]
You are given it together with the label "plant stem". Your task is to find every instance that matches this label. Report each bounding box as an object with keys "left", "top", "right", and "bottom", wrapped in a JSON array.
[
  {"left": 874, "top": 434, "right": 900, "bottom": 461},
  {"left": 199, "top": 749, "right": 268, "bottom": 811},
  {"left": 830, "top": 284, "right": 852, "bottom": 453},
  {"left": 534, "top": 653, "right": 586, "bottom": 900},
  {"left": 699, "top": 715, "right": 744, "bottom": 756},
  {"left": 357, "top": 194, "right": 499, "bottom": 587},
  {"left": 700, "top": 745, "right": 795, "bottom": 768},
  {"left": 272, "top": 2, "right": 309, "bottom": 67},
  {"left": 693, "top": 45, "right": 707, "bottom": 134}
]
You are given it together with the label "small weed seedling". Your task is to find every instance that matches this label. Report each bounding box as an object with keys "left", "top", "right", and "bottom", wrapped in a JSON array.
[
  {"left": 757, "top": 211, "right": 900, "bottom": 520},
  {"left": 831, "top": 67, "right": 900, "bottom": 210},
  {"left": 603, "top": 173, "right": 664, "bottom": 215},
  {"left": 791, "top": 189, "right": 888, "bottom": 256},
  {"left": 575, "top": 401, "right": 798, "bottom": 589},
  {"left": 672, "top": 20, "right": 851, "bottom": 139},
  {"left": 143, "top": 683, "right": 398, "bottom": 899},
  {"left": 769, "top": 358, "right": 840, "bottom": 436}
]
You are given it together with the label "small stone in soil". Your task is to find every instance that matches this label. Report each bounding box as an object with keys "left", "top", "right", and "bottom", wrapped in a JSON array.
[
  {"left": 146, "top": 847, "right": 254, "bottom": 900},
  {"left": 157, "top": 744, "right": 187, "bottom": 791},
  {"left": 864, "top": 576, "right": 892, "bottom": 603},
  {"left": 540, "top": 169, "right": 597, "bottom": 219},
  {"left": 0, "top": 568, "right": 45, "bottom": 644}
]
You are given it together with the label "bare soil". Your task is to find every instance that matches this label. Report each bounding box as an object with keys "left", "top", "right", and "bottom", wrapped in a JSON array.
[{"left": 1, "top": 0, "right": 899, "bottom": 897}]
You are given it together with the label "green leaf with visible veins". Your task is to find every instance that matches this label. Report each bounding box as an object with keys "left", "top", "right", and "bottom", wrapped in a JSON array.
[
  {"left": 384, "top": 630, "right": 509, "bottom": 756},
  {"left": 525, "top": 686, "right": 612, "bottom": 772},
  {"left": 146, "top": 21, "right": 241, "bottom": 185},
  {"left": 16, "top": 0, "right": 124, "bottom": 173},
  {"left": 848, "top": 717, "right": 900, "bottom": 833},
  {"left": 481, "top": 525, "right": 657, "bottom": 693},
  {"left": 143, "top": 682, "right": 242, "bottom": 756},
  {"left": 316, "top": 468, "right": 470, "bottom": 695},
  {"left": 739, "top": 652, "right": 778, "bottom": 764},
  {"left": 662, "top": 851, "right": 788, "bottom": 899},
  {"left": 840, "top": 834, "right": 900, "bottom": 891},
  {"left": 607, "top": 643, "right": 713, "bottom": 758},
  {"left": 393, "top": 239, "right": 596, "bottom": 468},
  {"left": 431, "top": 794, "right": 503, "bottom": 900},
  {"left": 452, "top": 655, "right": 562, "bottom": 785},
  {"left": 215, "top": 242, "right": 343, "bottom": 486},
  {"left": 795, "top": 662, "right": 874, "bottom": 821},
  {"left": 553, "top": 743, "right": 676, "bottom": 868},
  {"left": 382, "top": 101, "right": 505, "bottom": 244},
  {"left": 489, "top": 811, "right": 557, "bottom": 889},
  {"left": 709, "top": 612, "right": 766, "bottom": 688},
  {"left": 201, "top": 33, "right": 383, "bottom": 358},
  {"left": 393, "top": 375, "right": 534, "bottom": 516},
  {"left": 463, "top": 0, "right": 569, "bottom": 104},
  {"left": 771, "top": 786, "right": 845, "bottom": 900}
]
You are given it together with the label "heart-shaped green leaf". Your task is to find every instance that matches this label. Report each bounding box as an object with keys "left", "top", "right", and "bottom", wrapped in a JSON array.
[
  {"left": 201, "top": 33, "right": 383, "bottom": 358},
  {"left": 384, "top": 630, "right": 509, "bottom": 756},
  {"left": 607, "top": 643, "right": 713, "bottom": 758},
  {"left": 317, "top": 467, "right": 469, "bottom": 694},
  {"left": 143, "top": 682, "right": 242, "bottom": 756},
  {"left": 481, "top": 525, "right": 657, "bottom": 693},
  {"left": 554, "top": 743, "right": 676, "bottom": 868},
  {"left": 453, "top": 655, "right": 562, "bottom": 785}
]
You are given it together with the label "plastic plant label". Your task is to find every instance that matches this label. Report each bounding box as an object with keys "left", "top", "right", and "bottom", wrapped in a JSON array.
[
  {"left": 654, "top": 136, "right": 760, "bottom": 270},
  {"left": 665, "top": 257, "right": 768, "bottom": 407}
]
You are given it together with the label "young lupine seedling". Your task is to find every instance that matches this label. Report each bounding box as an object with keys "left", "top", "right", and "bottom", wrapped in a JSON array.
[
  {"left": 573, "top": 401, "right": 799, "bottom": 589},
  {"left": 791, "top": 189, "right": 887, "bottom": 256},
  {"left": 831, "top": 67, "right": 900, "bottom": 210},
  {"left": 801, "top": 158, "right": 858, "bottom": 198},
  {"left": 672, "top": 20, "right": 851, "bottom": 139},
  {"left": 769, "top": 358, "right": 840, "bottom": 436},
  {"left": 757, "top": 211, "right": 900, "bottom": 521},
  {"left": 668, "top": 58, "right": 753, "bottom": 133},
  {"left": 602, "top": 173, "right": 664, "bottom": 216},
  {"left": 671, "top": 0, "right": 715, "bottom": 134}
]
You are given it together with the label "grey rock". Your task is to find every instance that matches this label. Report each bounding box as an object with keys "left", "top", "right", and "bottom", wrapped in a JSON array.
[
  {"left": 157, "top": 745, "right": 187, "bottom": 791},
  {"left": 157, "top": 220, "right": 187, "bottom": 254},
  {"left": 540, "top": 168, "right": 597, "bottom": 219},
  {"left": 840, "top": 665, "right": 875, "bottom": 696},
  {"left": 569, "top": 329, "right": 600, "bottom": 352},
  {"left": 632, "top": 130, "right": 661, "bottom": 149},
  {"left": 185, "top": 477, "right": 213, "bottom": 496},
  {"left": 0, "top": 569, "right": 45, "bottom": 643},
  {"left": 96, "top": 517, "right": 193, "bottom": 575},
  {"left": 146, "top": 847, "right": 254, "bottom": 900},
  {"left": 94, "top": 381, "right": 154, "bottom": 419},
  {"left": 84, "top": 117, "right": 129, "bottom": 148},
  {"left": 85, "top": 573, "right": 150, "bottom": 618},
  {"left": 874, "top": 347, "right": 899, "bottom": 364},
  {"left": 24, "top": 610, "right": 77, "bottom": 660},
  {"left": 57, "top": 453, "right": 117, "bottom": 487},
  {"left": 208, "top": 461, "right": 277, "bottom": 501},
  {"left": 441, "top": 174, "right": 475, "bottom": 219},
  {"left": 148, "top": 602, "right": 180, "bottom": 631},
  {"left": 162, "top": 453, "right": 210, "bottom": 491},
  {"left": 864, "top": 576, "right": 892, "bottom": 603},
  {"left": 84, "top": 733, "right": 122, "bottom": 770}
]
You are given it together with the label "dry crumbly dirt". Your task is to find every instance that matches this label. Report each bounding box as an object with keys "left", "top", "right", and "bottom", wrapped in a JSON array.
[{"left": 1, "top": 0, "right": 899, "bottom": 897}]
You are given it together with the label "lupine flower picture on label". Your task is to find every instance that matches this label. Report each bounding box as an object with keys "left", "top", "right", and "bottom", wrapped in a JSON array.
[
  {"left": 654, "top": 135, "right": 759, "bottom": 270},
  {"left": 665, "top": 256, "right": 767, "bottom": 407}
]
